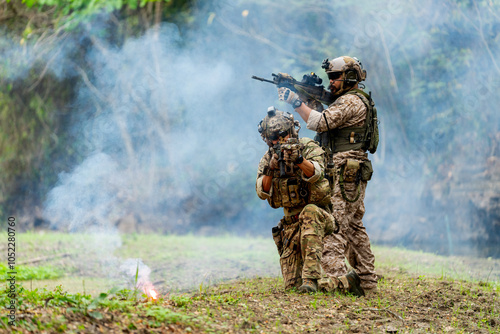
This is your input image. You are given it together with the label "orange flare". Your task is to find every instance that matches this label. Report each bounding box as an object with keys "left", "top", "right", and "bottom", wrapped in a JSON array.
[
  {"left": 148, "top": 287, "right": 158, "bottom": 300},
  {"left": 141, "top": 282, "right": 158, "bottom": 300}
]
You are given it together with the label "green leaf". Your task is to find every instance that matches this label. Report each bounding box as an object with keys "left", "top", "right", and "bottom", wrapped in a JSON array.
[
  {"left": 135, "top": 260, "right": 139, "bottom": 286},
  {"left": 127, "top": 0, "right": 138, "bottom": 10}
]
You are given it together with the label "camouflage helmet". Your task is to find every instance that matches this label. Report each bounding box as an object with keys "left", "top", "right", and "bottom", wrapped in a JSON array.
[
  {"left": 258, "top": 106, "right": 300, "bottom": 146},
  {"left": 321, "top": 56, "right": 367, "bottom": 84}
]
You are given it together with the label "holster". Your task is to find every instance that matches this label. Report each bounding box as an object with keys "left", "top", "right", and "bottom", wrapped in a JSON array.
[
  {"left": 326, "top": 161, "right": 336, "bottom": 190},
  {"left": 272, "top": 220, "right": 284, "bottom": 256}
]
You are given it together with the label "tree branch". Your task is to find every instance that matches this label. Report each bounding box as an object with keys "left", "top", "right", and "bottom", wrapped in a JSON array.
[{"left": 215, "top": 15, "right": 314, "bottom": 67}]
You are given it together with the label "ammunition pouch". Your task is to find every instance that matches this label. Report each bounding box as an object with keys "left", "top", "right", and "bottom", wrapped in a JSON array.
[
  {"left": 338, "top": 159, "right": 362, "bottom": 203},
  {"left": 270, "top": 177, "right": 309, "bottom": 208},
  {"left": 360, "top": 159, "right": 373, "bottom": 181},
  {"left": 317, "top": 127, "right": 366, "bottom": 153},
  {"left": 343, "top": 159, "right": 360, "bottom": 183},
  {"left": 337, "top": 159, "right": 373, "bottom": 203}
]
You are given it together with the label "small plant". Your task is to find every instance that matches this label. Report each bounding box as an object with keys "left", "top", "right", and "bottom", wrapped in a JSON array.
[
  {"left": 343, "top": 318, "right": 350, "bottom": 330},
  {"left": 145, "top": 306, "right": 188, "bottom": 323},
  {"left": 171, "top": 295, "right": 192, "bottom": 307},
  {"left": 309, "top": 296, "right": 318, "bottom": 310}
]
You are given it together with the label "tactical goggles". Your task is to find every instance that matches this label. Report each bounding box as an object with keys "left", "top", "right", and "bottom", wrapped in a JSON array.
[
  {"left": 269, "top": 130, "right": 289, "bottom": 141},
  {"left": 327, "top": 72, "right": 343, "bottom": 81}
]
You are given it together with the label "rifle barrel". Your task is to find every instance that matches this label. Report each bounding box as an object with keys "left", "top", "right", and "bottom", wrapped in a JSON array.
[{"left": 251, "top": 76, "right": 275, "bottom": 84}]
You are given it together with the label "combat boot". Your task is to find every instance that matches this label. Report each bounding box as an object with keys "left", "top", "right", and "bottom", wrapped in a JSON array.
[
  {"left": 345, "top": 270, "right": 365, "bottom": 297},
  {"left": 298, "top": 278, "right": 318, "bottom": 293},
  {"left": 364, "top": 286, "right": 378, "bottom": 296}
]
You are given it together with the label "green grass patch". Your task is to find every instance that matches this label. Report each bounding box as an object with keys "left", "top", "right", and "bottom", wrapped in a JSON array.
[
  {"left": 3, "top": 232, "right": 500, "bottom": 291},
  {"left": 1, "top": 232, "right": 499, "bottom": 333},
  {"left": 0, "top": 262, "right": 63, "bottom": 281},
  {"left": 373, "top": 246, "right": 500, "bottom": 287},
  {"left": 1, "top": 284, "right": 200, "bottom": 332}
]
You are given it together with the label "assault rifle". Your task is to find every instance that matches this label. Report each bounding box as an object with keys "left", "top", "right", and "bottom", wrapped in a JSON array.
[
  {"left": 273, "top": 131, "right": 288, "bottom": 177},
  {"left": 252, "top": 72, "right": 335, "bottom": 106},
  {"left": 273, "top": 133, "right": 300, "bottom": 177}
]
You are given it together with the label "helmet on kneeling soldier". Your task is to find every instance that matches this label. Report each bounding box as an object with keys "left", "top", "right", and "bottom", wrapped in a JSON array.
[{"left": 258, "top": 106, "right": 301, "bottom": 147}]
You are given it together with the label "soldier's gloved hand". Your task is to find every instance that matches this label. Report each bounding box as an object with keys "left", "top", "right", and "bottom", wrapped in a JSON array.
[
  {"left": 283, "top": 144, "right": 300, "bottom": 163},
  {"left": 278, "top": 87, "right": 301, "bottom": 105},
  {"left": 269, "top": 152, "right": 279, "bottom": 170}
]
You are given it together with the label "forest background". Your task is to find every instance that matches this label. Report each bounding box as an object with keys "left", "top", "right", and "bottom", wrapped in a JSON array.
[{"left": 0, "top": 0, "right": 499, "bottom": 258}]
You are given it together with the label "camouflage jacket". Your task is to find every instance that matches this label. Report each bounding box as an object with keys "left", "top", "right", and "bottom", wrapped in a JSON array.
[
  {"left": 256, "top": 138, "right": 331, "bottom": 217},
  {"left": 306, "top": 92, "right": 368, "bottom": 165}
]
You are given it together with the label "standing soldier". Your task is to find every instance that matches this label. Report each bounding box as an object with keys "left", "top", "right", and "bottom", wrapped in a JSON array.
[
  {"left": 256, "top": 106, "right": 364, "bottom": 296},
  {"left": 276, "top": 56, "right": 379, "bottom": 293}
]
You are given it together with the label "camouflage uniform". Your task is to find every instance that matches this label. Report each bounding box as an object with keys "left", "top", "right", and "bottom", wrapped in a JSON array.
[
  {"left": 306, "top": 93, "right": 378, "bottom": 289},
  {"left": 256, "top": 138, "right": 343, "bottom": 291}
]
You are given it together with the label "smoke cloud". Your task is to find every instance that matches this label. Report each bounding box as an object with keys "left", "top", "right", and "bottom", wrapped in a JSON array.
[
  {"left": 2, "top": 0, "right": 499, "bottom": 287},
  {"left": 42, "top": 2, "right": 500, "bottom": 253}
]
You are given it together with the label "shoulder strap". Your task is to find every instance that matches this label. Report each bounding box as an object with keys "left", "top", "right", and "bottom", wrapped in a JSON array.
[
  {"left": 345, "top": 88, "right": 370, "bottom": 100},
  {"left": 345, "top": 89, "right": 373, "bottom": 110}
]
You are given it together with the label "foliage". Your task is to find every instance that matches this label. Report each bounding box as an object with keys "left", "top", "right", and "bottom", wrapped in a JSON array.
[
  {"left": 0, "top": 262, "right": 63, "bottom": 281},
  {"left": 5, "top": 0, "right": 197, "bottom": 29},
  {"left": 2, "top": 232, "right": 499, "bottom": 332},
  {"left": 0, "top": 0, "right": 197, "bottom": 228},
  {"left": 0, "top": 284, "right": 195, "bottom": 332},
  {"left": 0, "top": 67, "right": 76, "bottom": 223},
  {"left": 1, "top": 271, "right": 498, "bottom": 333}
]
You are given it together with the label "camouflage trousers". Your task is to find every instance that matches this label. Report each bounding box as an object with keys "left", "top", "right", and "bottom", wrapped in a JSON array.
[
  {"left": 273, "top": 204, "right": 337, "bottom": 290},
  {"left": 322, "top": 179, "right": 378, "bottom": 289}
]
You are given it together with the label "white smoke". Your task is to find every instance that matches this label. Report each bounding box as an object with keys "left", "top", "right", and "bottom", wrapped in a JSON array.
[{"left": 21, "top": 0, "right": 499, "bottom": 283}]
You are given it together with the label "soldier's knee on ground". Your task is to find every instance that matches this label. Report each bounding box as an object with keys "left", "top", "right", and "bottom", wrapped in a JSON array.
[
  {"left": 318, "top": 271, "right": 365, "bottom": 297},
  {"left": 317, "top": 276, "right": 339, "bottom": 292},
  {"left": 318, "top": 276, "right": 351, "bottom": 294}
]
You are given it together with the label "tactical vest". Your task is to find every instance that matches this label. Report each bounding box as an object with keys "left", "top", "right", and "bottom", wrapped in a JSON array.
[
  {"left": 317, "top": 89, "right": 379, "bottom": 154},
  {"left": 268, "top": 138, "right": 331, "bottom": 210}
]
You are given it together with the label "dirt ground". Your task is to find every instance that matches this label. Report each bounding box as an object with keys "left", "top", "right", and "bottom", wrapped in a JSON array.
[
  {"left": 169, "top": 270, "right": 499, "bottom": 334},
  {"left": 6, "top": 268, "right": 498, "bottom": 334},
  {"left": 4, "top": 233, "right": 500, "bottom": 333}
]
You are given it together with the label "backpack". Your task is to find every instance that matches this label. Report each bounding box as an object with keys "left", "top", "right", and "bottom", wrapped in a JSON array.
[{"left": 345, "top": 89, "right": 379, "bottom": 154}]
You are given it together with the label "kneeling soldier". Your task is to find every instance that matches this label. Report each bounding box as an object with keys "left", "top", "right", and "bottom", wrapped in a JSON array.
[{"left": 256, "top": 107, "right": 364, "bottom": 296}]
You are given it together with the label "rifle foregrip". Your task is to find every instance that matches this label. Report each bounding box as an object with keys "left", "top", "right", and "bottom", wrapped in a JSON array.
[
  {"left": 279, "top": 162, "right": 285, "bottom": 177},
  {"left": 278, "top": 152, "right": 286, "bottom": 177}
]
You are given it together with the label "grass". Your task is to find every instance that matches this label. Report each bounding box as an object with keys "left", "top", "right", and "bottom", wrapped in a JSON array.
[
  {"left": 0, "top": 263, "right": 63, "bottom": 281},
  {"left": 1, "top": 232, "right": 499, "bottom": 333},
  {"left": 374, "top": 246, "right": 500, "bottom": 287},
  {"left": 4, "top": 232, "right": 499, "bottom": 290}
]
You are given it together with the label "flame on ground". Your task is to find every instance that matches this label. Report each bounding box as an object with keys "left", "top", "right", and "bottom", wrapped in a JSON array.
[{"left": 141, "top": 282, "right": 158, "bottom": 300}]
